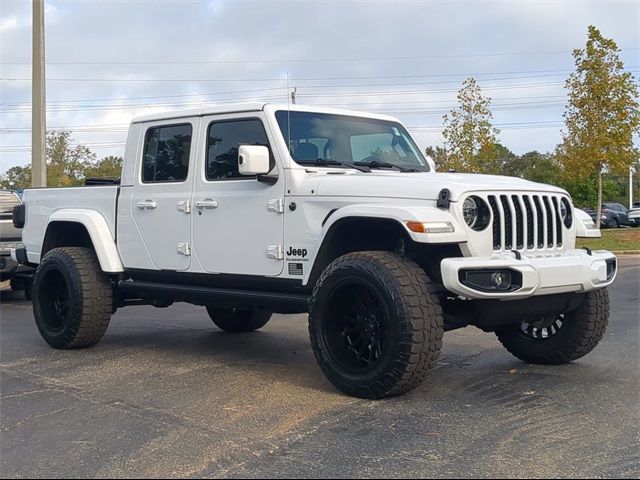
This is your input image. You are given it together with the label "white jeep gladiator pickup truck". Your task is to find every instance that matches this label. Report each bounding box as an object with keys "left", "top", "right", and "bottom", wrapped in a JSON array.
[{"left": 13, "top": 103, "right": 616, "bottom": 399}]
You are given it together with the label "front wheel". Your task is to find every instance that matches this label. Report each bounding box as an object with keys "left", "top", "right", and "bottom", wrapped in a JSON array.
[
  {"left": 309, "top": 251, "right": 444, "bottom": 399},
  {"left": 495, "top": 289, "right": 609, "bottom": 365}
]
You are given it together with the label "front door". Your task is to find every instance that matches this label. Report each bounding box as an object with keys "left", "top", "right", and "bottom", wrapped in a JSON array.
[
  {"left": 191, "top": 115, "right": 284, "bottom": 276},
  {"left": 129, "top": 120, "right": 197, "bottom": 271}
]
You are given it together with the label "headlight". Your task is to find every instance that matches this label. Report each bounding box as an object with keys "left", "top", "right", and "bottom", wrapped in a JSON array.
[
  {"left": 462, "top": 196, "right": 491, "bottom": 231},
  {"left": 560, "top": 198, "right": 573, "bottom": 228}
]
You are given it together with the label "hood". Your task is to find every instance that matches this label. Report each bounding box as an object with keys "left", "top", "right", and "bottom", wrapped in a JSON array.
[{"left": 314, "top": 171, "right": 567, "bottom": 202}]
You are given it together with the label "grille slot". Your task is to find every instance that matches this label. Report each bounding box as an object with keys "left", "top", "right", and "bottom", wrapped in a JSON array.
[
  {"left": 500, "top": 195, "right": 513, "bottom": 250},
  {"left": 488, "top": 196, "right": 501, "bottom": 250},
  {"left": 487, "top": 193, "right": 565, "bottom": 253}
]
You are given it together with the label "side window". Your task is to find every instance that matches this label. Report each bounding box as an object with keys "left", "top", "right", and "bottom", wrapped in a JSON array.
[
  {"left": 207, "top": 119, "right": 272, "bottom": 180},
  {"left": 142, "top": 124, "right": 192, "bottom": 183}
]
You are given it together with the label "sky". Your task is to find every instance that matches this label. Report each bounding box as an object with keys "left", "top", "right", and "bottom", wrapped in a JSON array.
[{"left": 0, "top": 0, "right": 639, "bottom": 174}]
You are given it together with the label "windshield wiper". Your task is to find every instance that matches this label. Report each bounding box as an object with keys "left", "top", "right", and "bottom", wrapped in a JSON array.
[
  {"left": 354, "top": 160, "right": 419, "bottom": 172},
  {"left": 299, "top": 159, "right": 371, "bottom": 173}
]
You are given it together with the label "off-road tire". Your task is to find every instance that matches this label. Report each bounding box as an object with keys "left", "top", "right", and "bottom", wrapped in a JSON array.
[
  {"left": 309, "top": 251, "right": 444, "bottom": 399},
  {"left": 33, "top": 247, "right": 113, "bottom": 349},
  {"left": 206, "top": 306, "right": 272, "bottom": 332},
  {"left": 496, "top": 289, "right": 609, "bottom": 365}
]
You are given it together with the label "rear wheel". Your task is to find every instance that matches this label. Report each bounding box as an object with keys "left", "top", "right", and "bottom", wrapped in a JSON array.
[
  {"left": 206, "top": 306, "right": 272, "bottom": 332},
  {"left": 495, "top": 289, "right": 609, "bottom": 365},
  {"left": 309, "top": 251, "right": 443, "bottom": 399},
  {"left": 33, "top": 247, "right": 113, "bottom": 349}
]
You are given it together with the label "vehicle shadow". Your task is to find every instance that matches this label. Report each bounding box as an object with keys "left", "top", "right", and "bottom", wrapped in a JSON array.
[{"left": 98, "top": 310, "right": 336, "bottom": 395}]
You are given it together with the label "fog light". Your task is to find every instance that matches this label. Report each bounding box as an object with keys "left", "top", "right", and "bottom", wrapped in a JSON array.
[
  {"left": 459, "top": 269, "right": 522, "bottom": 293},
  {"left": 491, "top": 271, "right": 511, "bottom": 290},
  {"left": 606, "top": 259, "right": 616, "bottom": 281}
]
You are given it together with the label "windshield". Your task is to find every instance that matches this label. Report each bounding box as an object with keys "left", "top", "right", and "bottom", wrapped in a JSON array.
[{"left": 275, "top": 111, "right": 430, "bottom": 172}]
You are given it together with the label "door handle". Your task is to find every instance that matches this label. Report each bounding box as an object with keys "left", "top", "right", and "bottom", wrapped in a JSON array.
[
  {"left": 136, "top": 200, "right": 157, "bottom": 210},
  {"left": 195, "top": 199, "right": 219, "bottom": 209}
]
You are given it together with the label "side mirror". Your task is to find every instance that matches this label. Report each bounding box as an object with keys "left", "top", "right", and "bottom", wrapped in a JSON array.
[{"left": 239, "top": 145, "right": 270, "bottom": 176}]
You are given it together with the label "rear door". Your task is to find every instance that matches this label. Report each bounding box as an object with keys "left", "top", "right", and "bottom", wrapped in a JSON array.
[{"left": 127, "top": 120, "right": 198, "bottom": 271}]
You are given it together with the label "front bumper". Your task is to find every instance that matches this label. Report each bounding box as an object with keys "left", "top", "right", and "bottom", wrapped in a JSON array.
[{"left": 441, "top": 249, "right": 617, "bottom": 299}]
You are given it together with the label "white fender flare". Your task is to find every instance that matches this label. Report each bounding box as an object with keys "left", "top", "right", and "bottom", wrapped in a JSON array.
[
  {"left": 321, "top": 204, "right": 467, "bottom": 244},
  {"left": 303, "top": 204, "right": 466, "bottom": 284},
  {"left": 47, "top": 209, "right": 124, "bottom": 272}
]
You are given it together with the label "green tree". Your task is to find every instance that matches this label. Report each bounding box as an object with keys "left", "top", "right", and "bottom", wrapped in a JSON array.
[
  {"left": 475, "top": 142, "right": 517, "bottom": 176},
  {"left": 84, "top": 155, "right": 123, "bottom": 179},
  {"left": 441, "top": 77, "right": 500, "bottom": 173},
  {"left": 0, "top": 165, "right": 32, "bottom": 189},
  {"left": 519, "top": 151, "right": 558, "bottom": 185},
  {"left": 47, "top": 130, "right": 96, "bottom": 186},
  {"left": 424, "top": 145, "right": 449, "bottom": 171},
  {"left": 557, "top": 25, "right": 640, "bottom": 227}
]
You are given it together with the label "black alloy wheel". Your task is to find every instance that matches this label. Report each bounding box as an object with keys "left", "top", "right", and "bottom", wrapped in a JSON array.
[{"left": 322, "top": 278, "right": 390, "bottom": 373}]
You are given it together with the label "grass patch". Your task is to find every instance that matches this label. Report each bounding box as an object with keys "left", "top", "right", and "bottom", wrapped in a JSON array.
[{"left": 577, "top": 228, "right": 640, "bottom": 251}]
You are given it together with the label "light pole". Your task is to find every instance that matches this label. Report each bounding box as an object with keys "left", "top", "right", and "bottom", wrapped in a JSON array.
[
  {"left": 32, "top": 0, "right": 47, "bottom": 187},
  {"left": 630, "top": 165, "right": 636, "bottom": 209}
]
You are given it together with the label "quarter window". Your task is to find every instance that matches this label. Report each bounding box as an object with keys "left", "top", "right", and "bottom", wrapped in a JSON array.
[
  {"left": 207, "top": 119, "right": 272, "bottom": 180},
  {"left": 142, "top": 124, "right": 192, "bottom": 183}
]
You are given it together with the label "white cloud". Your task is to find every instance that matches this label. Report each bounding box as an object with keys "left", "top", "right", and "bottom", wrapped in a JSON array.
[
  {"left": 206, "top": 0, "right": 224, "bottom": 15},
  {"left": 0, "top": 16, "right": 18, "bottom": 32},
  {"left": 0, "top": 0, "right": 639, "bottom": 172}
]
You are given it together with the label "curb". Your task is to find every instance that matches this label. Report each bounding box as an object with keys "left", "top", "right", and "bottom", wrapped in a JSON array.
[{"left": 611, "top": 251, "right": 640, "bottom": 256}]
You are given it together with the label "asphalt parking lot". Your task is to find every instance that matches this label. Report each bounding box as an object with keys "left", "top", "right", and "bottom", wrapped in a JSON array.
[{"left": 1, "top": 257, "right": 639, "bottom": 478}]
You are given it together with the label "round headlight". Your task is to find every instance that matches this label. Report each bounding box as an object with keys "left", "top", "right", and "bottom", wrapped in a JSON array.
[
  {"left": 462, "top": 196, "right": 491, "bottom": 231},
  {"left": 560, "top": 198, "right": 573, "bottom": 228},
  {"left": 463, "top": 197, "right": 478, "bottom": 227}
]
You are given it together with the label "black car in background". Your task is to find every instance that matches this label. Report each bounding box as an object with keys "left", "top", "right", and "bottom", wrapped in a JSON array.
[{"left": 583, "top": 202, "right": 630, "bottom": 228}]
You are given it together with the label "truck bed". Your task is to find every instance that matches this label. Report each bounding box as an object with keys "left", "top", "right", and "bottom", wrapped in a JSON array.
[{"left": 21, "top": 186, "right": 119, "bottom": 262}]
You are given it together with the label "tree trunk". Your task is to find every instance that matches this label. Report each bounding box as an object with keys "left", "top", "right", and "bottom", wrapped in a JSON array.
[{"left": 596, "top": 169, "right": 603, "bottom": 229}]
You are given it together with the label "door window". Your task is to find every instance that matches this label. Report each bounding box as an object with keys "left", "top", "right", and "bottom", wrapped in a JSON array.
[
  {"left": 142, "top": 124, "right": 192, "bottom": 183},
  {"left": 206, "top": 119, "right": 273, "bottom": 180}
]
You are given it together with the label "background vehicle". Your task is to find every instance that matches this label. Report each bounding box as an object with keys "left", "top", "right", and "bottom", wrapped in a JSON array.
[
  {"left": 583, "top": 203, "right": 630, "bottom": 228},
  {"left": 0, "top": 190, "right": 23, "bottom": 281},
  {"left": 12, "top": 103, "right": 617, "bottom": 399},
  {"left": 628, "top": 202, "right": 640, "bottom": 227},
  {"left": 603, "top": 203, "right": 630, "bottom": 228}
]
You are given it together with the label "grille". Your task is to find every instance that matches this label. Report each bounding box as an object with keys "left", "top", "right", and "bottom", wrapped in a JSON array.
[{"left": 487, "top": 194, "right": 565, "bottom": 252}]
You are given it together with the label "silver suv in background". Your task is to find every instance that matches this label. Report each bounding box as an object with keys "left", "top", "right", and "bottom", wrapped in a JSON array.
[
  {"left": 628, "top": 202, "right": 640, "bottom": 227},
  {"left": 0, "top": 190, "right": 22, "bottom": 281}
]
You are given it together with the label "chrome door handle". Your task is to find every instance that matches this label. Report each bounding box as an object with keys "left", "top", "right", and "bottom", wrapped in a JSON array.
[
  {"left": 195, "top": 199, "right": 219, "bottom": 209},
  {"left": 136, "top": 200, "right": 157, "bottom": 210}
]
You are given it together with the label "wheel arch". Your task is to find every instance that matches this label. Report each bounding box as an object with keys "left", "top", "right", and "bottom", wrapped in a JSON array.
[
  {"left": 43, "top": 210, "right": 124, "bottom": 273},
  {"left": 306, "top": 215, "right": 409, "bottom": 286}
]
